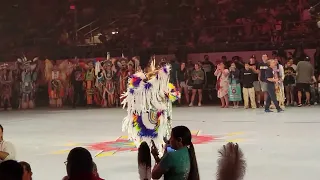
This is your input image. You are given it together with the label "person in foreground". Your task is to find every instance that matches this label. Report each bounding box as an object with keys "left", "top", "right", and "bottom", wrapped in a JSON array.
[
  {"left": 151, "top": 126, "right": 199, "bottom": 180},
  {"left": 264, "top": 60, "right": 284, "bottom": 113},
  {"left": 64, "top": 147, "right": 101, "bottom": 180},
  {"left": 217, "top": 143, "right": 246, "bottom": 180}
]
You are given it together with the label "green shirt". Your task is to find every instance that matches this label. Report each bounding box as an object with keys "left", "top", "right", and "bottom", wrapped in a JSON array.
[{"left": 159, "top": 147, "right": 190, "bottom": 180}]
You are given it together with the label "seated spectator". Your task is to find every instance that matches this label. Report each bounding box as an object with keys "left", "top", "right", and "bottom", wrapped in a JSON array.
[
  {"left": 138, "top": 141, "right": 151, "bottom": 180},
  {"left": 0, "top": 160, "right": 23, "bottom": 180},
  {"left": 0, "top": 124, "right": 16, "bottom": 163},
  {"left": 19, "top": 161, "right": 32, "bottom": 180},
  {"left": 216, "top": 143, "right": 246, "bottom": 180},
  {"left": 151, "top": 126, "right": 199, "bottom": 180},
  {"left": 92, "top": 162, "right": 104, "bottom": 180},
  {"left": 64, "top": 147, "right": 101, "bottom": 180}
]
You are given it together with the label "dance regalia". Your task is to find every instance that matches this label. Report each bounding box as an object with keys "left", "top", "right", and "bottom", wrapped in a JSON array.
[
  {"left": 103, "top": 64, "right": 115, "bottom": 107},
  {"left": 45, "top": 59, "right": 68, "bottom": 108},
  {"left": 85, "top": 67, "right": 95, "bottom": 105},
  {"left": 121, "top": 62, "right": 180, "bottom": 151},
  {"left": 0, "top": 64, "right": 13, "bottom": 110},
  {"left": 18, "top": 57, "right": 39, "bottom": 109}
]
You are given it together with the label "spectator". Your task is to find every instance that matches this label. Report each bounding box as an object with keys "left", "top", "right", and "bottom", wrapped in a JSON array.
[
  {"left": 258, "top": 54, "right": 270, "bottom": 107},
  {"left": 296, "top": 56, "right": 316, "bottom": 106},
  {"left": 228, "top": 62, "right": 242, "bottom": 108},
  {"left": 151, "top": 126, "right": 199, "bottom": 180},
  {"left": 189, "top": 63, "right": 204, "bottom": 107},
  {"left": 0, "top": 124, "right": 16, "bottom": 163},
  {"left": 241, "top": 62, "right": 256, "bottom": 109},
  {"left": 0, "top": 160, "right": 23, "bottom": 180},
  {"left": 64, "top": 147, "right": 100, "bottom": 180},
  {"left": 216, "top": 143, "right": 246, "bottom": 180},
  {"left": 19, "top": 161, "right": 32, "bottom": 180},
  {"left": 215, "top": 61, "right": 230, "bottom": 108},
  {"left": 284, "top": 59, "right": 296, "bottom": 106},
  {"left": 248, "top": 56, "right": 261, "bottom": 107},
  {"left": 264, "top": 59, "right": 283, "bottom": 113},
  {"left": 92, "top": 162, "right": 104, "bottom": 180},
  {"left": 138, "top": 142, "right": 151, "bottom": 180},
  {"left": 177, "top": 62, "right": 190, "bottom": 105}
]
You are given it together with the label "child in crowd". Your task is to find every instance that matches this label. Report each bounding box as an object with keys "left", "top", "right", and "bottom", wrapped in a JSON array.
[
  {"left": 228, "top": 62, "right": 242, "bottom": 108},
  {"left": 240, "top": 63, "right": 256, "bottom": 109},
  {"left": 284, "top": 61, "right": 296, "bottom": 106},
  {"left": 138, "top": 142, "right": 152, "bottom": 180}
]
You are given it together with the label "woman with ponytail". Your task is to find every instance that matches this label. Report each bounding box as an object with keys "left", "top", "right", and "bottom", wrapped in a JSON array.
[
  {"left": 151, "top": 126, "right": 199, "bottom": 180},
  {"left": 138, "top": 142, "right": 152, "bottom": 180}
]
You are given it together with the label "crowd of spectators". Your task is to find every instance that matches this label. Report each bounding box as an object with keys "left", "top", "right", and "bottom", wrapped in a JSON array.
[
  {"left": 0, "top": 0, "right": 319, "bottom": 60},
  {"left": 0, "top": 123, "right": 246, "bottom": 180}
]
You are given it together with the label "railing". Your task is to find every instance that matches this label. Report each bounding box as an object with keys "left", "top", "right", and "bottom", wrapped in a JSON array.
[{"left": 76, "top": 19, "right": 100, "bottom": 42}]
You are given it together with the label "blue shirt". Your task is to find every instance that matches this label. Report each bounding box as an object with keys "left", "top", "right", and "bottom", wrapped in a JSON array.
[{"left": 259, "top": 62, "right": 269, "bottom": 82}]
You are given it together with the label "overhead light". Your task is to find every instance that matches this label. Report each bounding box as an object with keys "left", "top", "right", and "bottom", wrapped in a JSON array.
[{"left": 112, "top": 31, "right": 118, "bottom": 35}]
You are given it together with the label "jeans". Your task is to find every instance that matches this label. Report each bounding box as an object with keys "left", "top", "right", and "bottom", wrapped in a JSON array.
[{"left": 265, "top": 83, "right": 281, "bottom": 110}]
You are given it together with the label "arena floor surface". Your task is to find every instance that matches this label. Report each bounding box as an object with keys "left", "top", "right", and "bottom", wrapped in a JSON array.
[{"left": 0, "top": 106, "right": 319, "bottom": 180}]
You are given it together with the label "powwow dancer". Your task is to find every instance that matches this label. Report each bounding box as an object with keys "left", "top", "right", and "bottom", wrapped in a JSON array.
[
  {"left": 17, "top": 56, "right": 39, "bottom": 109},
  {"left": 0, "top": 63, "right": 13, "bottom": 110},
  {"left": 121, "top": 59, "right": 180, "bottom": 152},
  {"left": 45, "top": 59, "right": 69, "bottom": 108}
]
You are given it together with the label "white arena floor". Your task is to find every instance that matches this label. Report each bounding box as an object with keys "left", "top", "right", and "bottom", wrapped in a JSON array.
[{"left": 1, "top": 106, "right": 320, "bottom": 180}]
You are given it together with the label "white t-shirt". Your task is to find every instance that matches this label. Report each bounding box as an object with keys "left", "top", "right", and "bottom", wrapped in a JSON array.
[{"left": 0, "top": 140, "right": 16, "bottom": 163}]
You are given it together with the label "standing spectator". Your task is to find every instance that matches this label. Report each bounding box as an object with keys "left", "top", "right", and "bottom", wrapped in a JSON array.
[
  {"left": 177, "top": 63, "right": 190, "bottom": 105},
  {"left": 228, "top": 62, "right": 242, "bottom": 108},
  {"left": 138, "top": 142, "right": 151, "bottom": 180},
  {"left": 248, "top": 57, "right": 261, "bottom": 107},
  {"left": 189, "top": 63, "right": 204, "bottom": 107},
  {"left": 19, "top": 161, "right": 32, "bottom": 180},
  {"left": 215, "top": 62, "right": 230, "bottom": 108},
  {"left": 258, "top": 54, "right": 270, "bottom": 107},
  {"left": 284, "top": 60, "right": 296, "bottom": 106},
  {"left": 241, "top": 63, "right": 256, "bottom": 109},
  {"left": 0, "top": 160, "right": 23, "bottom": 180},
  {"left": 202, "top": 55, "right": 215, "bottom": 88},
  {"left": 0, "top": 124, "right": 16, "bottom": 163},
  {"left": 265, "top": 60, "right": 284, "bottom": 113},
  {"left": 151, "top": 126, "right": 200, "bottom": 180},
  {"left": 296, "top": 56, "right": 316, "bottom": 106}
]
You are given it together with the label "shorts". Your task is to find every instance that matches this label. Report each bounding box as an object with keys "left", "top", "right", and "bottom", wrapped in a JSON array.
[
  {"left": 253, "top": 81, "right": 261, "bottom": 92},
  {"left": 260, "top": 81, "right": 268, "bottom": 92},
  {"left": 192, "top": 84, "right": 203, "bottom": 90},
  {"left": 296, "top": 83, "right": 310, "bottom": 93},
  {"left": 179, "top": 81, "right": 188, "bottom": 88}
]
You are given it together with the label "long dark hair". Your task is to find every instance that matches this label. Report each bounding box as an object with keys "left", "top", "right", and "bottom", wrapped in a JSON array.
[
  {"left": 216, "top": 143, "right": 246, "bottom": 180},
  {"left": 172, "top": 126, "right": 200, "bottom": 180},
  {"left": 138, "top": 141, "right": 151, "bottom": 168}
]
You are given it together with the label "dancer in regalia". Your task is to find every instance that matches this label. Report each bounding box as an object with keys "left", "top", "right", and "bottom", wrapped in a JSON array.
[
  {"left": 117, "top": 58, "right": 129, "bottom": 102},
  {"left": 17, "top": 56, "right": 39, "bottom": 109},
  {"left": 102, "top": 59, "right": 116, "bottom": 107},
  {"left": 84, "top": 61, "right": 96, "bottom": 106},
  {"left": 0, "top": 63, "right": 13, "bottom": 110},
  {"left": 45, "top": 59, "right": 68, "bottom": 108},
  {"left": 121, "top": 58, "right": 180, "bottom": 152}
]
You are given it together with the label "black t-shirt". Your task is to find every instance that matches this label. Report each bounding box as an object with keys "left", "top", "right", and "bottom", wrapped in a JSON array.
[
  {"left": 284, "top": 66, "right": 295, "bottom": 85},
  {"left": 248, "top": 62, "right": 259, "bottom": 81},
  {"left": 259, "top": 62, "right": 269, "bottom": 82},
  {"left": 265, "top": 67, "right": 274, "bottom": 84},
  {"left": 241, "top": 69, "right": 255, "bottom": 88}
]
